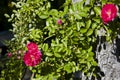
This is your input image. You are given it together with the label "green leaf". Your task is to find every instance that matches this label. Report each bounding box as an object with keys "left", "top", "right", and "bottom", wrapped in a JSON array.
[
  {"left": 86, "top": 20, "right": 91, "bottom": 29},
  {"left": 54, "top": 52, "right": 61, "bottom": 57},
  {"left": 62, "top": 40, "right": 67, "bottom": 48},
  {"left": 90, "top": 0, "right": 95, "bottom": 6},
  {"left": 80, "top": 28, "right": 88, "bottom": 33},
  {"left": 43, "top": 44, "right": 48, "bottom": 51},
  {"left": 59, "top": 30, "right": 65, "bottom": 34},
  {"left": 79, "top": 0, "right": 85, "bottom": 10},
  {"left": 77, "top": 22, "right": 80, "bottom": 31},
  {"left": 83, "top": 6, "right": 91, "bottom": 12},
  {"left": 49, "top": 9, "right": 58, "bottom": 16},
  {"left": 87, "top": 37, "right": 91, "bottom": 42},
  {"left": 48, "top": 75, "right": 54, "bottom": 80},
  {"left": 39, "top": 14, "right": 48, "bottom": 19},
  {"left": 64, "top": 6, "right": 69, "bottom": 13},
  {"left": 94, "top": 6, "right": 101, "bottom": 15},
  {"left": 86, "top": 29, "right": 93, "bottom": 36},
  {"left": 4, "top": 14, "right": 10, "bottom": 18},
  {"left": 74, "top": 14, "right": 82, "bottom": 19},
  {"left": 95, "top": 29, "right": 98, "bottom": 36},
  {"left": 78, "top": 12, "right": 88, "bottom": 17},
  {"left": 91, "top": 61, "right": 98, "bottom": 66},
  {"left": 79, "top": 22, "right": 85, "bottom": 26},
  {"left": 64, "top": 64, "right": 72, "bottom": 73},
  {"left": 67, "top": 30, "right": 73, "bottom": 36},
  {"left": 58, "top": 47, "right": 63, "bottom": 52},
  {"left": 91, "top": 23, "right": 97, "bottom": 29},
  {"left": 106, "top": 36, "right": 111, "bottom": 42},
  {"left": 76, "top": 2, "right": 81, "bottom": 10},
  {"left": 87, "top": 62, "right": 91, "bottom": 69},
  {"left": 101, "top": 0, "right": 107, "bottom": 6},
  {"left": 46, "top": 2, "right": 51, "bottom": 8},
  {"left": 46, "top": 52, "right": 53, "bottom": 56},
  {"left": 72, "top": 3, "right": 77, "bottom": 11},
  {"left": 32, "top": 69, "right": 36, "bottom": 73},
  {"left": 69, "top": 9, "right": 74, "bottom": 14},
  {"left": 82, "top": 50, "right": 86, "bottom": 54},
  {"left": 66, "top": 49, "right": 71, "bottom": 55},
  {"left": 80, "top": 36, "right": 85, "bottom": 40},
  {"left": 88, "top": 46, "right": 92, "bottom": 52},
  {"left": 89, "top": 52, "right": 94, "bottom": 57},
  {"left": 93, "top": 18, "right": 100, "bottom": 23},
  {"left": 73, "top": 37, "right": 79, "bottom": 41}
]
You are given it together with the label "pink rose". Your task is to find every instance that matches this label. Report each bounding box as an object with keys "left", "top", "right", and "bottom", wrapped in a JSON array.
[
  {"left": 23, "top": 50, "right": 42, "bottom": 67},
  {"left": 27, "top": 42, "right": 38, "bottom": 52},
  {"left": 101, "top": 3, "right": 118, "bottom": 24},
  {"left": 7, "top": 53, "right": 12, "bottom": 57},
  {"left": 57, "top": 19, "right": 62, "bottom": 25}
]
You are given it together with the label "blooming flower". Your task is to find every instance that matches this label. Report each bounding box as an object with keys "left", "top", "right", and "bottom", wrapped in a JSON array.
[
  {"left": 101, "top": 3, "right": 118, "bottom": 24},
  {"left": 23, "top": 42, "right": 42, "bottom": 67},
  {"left": 27, "top": 42, "right": 38, "bottom": 53},
  {"left": 57, "top": 19, "right": 62, "bottom": 25},
  {"left": 23, "top": 50, "right": 42, "bottom": 67}
]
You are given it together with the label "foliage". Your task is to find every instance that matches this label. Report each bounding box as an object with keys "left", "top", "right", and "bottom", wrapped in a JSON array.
[{"left": 1, "top": 0, "right": 120, "bottom": 80}]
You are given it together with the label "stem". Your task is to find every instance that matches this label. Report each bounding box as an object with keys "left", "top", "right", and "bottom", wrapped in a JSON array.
[
  {"left": 31, "top": 72, "right": 35, "bottom": 80},
  {"left": 44, "top": 34, "right": 55, "bottom": 42}
]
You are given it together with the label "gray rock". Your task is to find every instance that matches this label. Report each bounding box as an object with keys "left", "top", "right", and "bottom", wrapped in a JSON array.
[
  {"left": 0, "top": 31, "right": 13, "bottom": 47},
  {"left": 96, "top": 35, "right": 120, "bottom": 80}
]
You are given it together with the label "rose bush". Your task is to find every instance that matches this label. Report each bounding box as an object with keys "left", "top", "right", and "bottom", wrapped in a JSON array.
[{"left": 1, "top": 0, "right": 120, "bottom": 80}]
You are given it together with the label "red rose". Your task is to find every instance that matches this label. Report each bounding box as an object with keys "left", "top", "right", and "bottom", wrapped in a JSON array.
[
  {"left": 27, "top": 42, "right": 38, "bottom": 52},
  {"left": 23, "top": 50, "right": 42, "bottom": 67},
  {"left": 101, "top": 3, "right": 118, "bottom": 24},
  {"left": 24, "top": 42, "right": 42, "bottom": 67}
]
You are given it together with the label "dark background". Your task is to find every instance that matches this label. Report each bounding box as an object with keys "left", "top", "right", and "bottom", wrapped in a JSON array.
[
  {"left": 0, "top": 0, "right": 14, "bottom": 31},
  {"left": 0, "top": 0, "right": 65, "bottom": 31}
]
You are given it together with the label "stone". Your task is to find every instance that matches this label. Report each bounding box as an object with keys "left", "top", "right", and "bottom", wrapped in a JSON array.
[
  {"left": 0, "top": 31, "right": 13, "bottom": 47},
  {"left": 96, "top": 36, "right": 120, "bottom": 80}
]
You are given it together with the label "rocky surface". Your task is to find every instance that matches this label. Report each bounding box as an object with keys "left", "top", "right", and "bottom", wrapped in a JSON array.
[
  {"left": 0, "top": 31, "right": 13, "bottom": 47},
  {"left": 0, "top": 31, "right": 13, "bottom": 57},
  {"left": 96, "top": 36, "right": 120, "bottom": 80}
]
